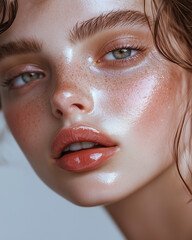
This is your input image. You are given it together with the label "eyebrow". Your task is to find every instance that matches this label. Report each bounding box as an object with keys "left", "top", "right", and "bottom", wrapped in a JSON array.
[
  {"left": 0, "top": 39, "right": 42, "bottom": 61},
  {"left": 69, "top": 10, "right": 151, "bottom": 43}
]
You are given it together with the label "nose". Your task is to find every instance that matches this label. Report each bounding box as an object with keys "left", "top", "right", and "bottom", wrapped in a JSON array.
[{"left": 50, "top": 84, "right": 94, "bottom": 119}]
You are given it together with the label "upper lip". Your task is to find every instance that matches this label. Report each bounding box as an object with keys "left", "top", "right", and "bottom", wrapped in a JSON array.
[{"left": 51, "top": 125, "right": 117, "bottom": 159}]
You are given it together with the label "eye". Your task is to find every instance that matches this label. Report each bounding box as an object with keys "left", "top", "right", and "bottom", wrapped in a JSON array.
[
  {"left": 104, "top": 48, "right": 138, "bottom": 61},
  {"left": 14, "top": 72, "right": 44, "bottom": 87},
  {"left": 3, "top": 72, "right": 45, "bottom": 88}
]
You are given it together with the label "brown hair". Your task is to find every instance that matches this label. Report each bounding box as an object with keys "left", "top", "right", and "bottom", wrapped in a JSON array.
[
  {"left": 0, "top": 0, "right": 17, "bottom": 107},
  {"left": 149, "top": 0, "right": 192, "bottom": 198},
  {"left": 0, "top": 0, "right": 18, "bottom": 34},
  {"left": 150, "top": 0, "right": 192, "bottom": 71}
]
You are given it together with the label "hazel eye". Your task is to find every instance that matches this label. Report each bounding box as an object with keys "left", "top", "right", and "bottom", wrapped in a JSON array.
[
  {"left": 11, "top": 72, "right": 44, "bottom": 87},
  {"left": 104, "top": 48, "right": 138, "bottom": 60}
]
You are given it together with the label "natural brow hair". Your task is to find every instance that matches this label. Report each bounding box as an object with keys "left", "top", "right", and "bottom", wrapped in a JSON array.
[{"left": 69, "top": 10, "right": 150, "bottom": 43}]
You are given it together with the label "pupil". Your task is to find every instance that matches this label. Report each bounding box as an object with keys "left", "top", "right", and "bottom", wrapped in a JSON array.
[
  {"left": 112, "top": 48, "right": 131, "bottom": 59},
  {"left": 23, "top": 73, "right": 38, "bottom": 82}
]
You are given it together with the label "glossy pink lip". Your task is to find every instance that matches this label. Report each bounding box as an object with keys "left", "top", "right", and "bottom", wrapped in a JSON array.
[{"left": 51, "top": 125, "right": 119, "bottom": 172}]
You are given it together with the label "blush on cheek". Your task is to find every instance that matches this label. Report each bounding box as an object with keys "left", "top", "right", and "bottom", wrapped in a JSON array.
[
  {"left": 97, "top": 66, "right": 183, "bottom": 149},
  {"left": 135, "top": 68, "right": 183, "bottom": 129},
  {"left": 4, "top": 96, "right": 48, "bottom": 158},
  {"left": 128, "top": 68, "right": 185, "bottom": 156},
  {"left": 100, "top": 70, "right": 171, "bottom": 125}
]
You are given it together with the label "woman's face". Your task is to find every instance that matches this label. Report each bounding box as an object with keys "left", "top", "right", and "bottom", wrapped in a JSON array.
[{"left": 0, "top": 0, "right": 187, "bottom": 205}]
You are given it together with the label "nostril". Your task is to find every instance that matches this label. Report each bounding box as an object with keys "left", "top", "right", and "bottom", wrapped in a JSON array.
[
  {"left": 73, "top": 103, "right": 84, "bottom": 110},
  {"left": 56, "top": 109, "right": 63, "bottom": 116}
]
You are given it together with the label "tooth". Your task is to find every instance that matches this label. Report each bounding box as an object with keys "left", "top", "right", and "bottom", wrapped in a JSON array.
[
  {"left": 69, "top": 142, "right": 83, "bottom": 151},
  {"left": 82, "top": 142, "right": 95, "bottom": 149},
  {"left": 63, "top": 142, "right": 100, "bottom": 153}
]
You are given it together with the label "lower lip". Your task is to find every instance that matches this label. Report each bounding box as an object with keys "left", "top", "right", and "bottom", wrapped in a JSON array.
[{"left": 54, "top": 146, "right": 119, "bottom": 172}]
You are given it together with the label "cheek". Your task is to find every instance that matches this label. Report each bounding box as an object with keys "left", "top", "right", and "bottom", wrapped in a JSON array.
[
  {"left": 132, "top": 68, "right": 182, "bottom": 138},
  {"left": 100, "top": 67, "right": 181, "bottom": 133},
  {"left": 3, "top": 93, "right": 50, "bottom": 160}
]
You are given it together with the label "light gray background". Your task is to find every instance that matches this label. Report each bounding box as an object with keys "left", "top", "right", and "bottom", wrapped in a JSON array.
[{"left": 0, "top": 112, "right": 124, "bottom": 240}]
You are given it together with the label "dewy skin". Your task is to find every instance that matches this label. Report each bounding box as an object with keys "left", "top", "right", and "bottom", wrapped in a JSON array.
[{"left": 0, "top": 0, "right": 192, "bottom": 239}]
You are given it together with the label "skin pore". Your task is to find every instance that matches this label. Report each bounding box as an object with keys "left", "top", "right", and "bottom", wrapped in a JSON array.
[{"left": 0, "top": 0, "right": 192, "bottom": 239}]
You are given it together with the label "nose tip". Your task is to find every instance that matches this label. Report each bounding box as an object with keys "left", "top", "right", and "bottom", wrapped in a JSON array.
[
  {"left": 54, "top": 101, "right": 87, "bottom": 118},
  {"left": 51, "top": 89, "right": 93, "bottom": 119}
]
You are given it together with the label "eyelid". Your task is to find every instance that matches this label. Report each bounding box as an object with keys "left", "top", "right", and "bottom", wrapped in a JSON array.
[
  {"left": 94, "top": 36, "right": 147, "bottom": 65},
  {"left": 95, "top": 36, "right": 143, "bottom": 57},
  {"left": 2, "top": 72, "right": 46, "bottom": 90},
  {"left": 3, "top": 64, "right": 45, "bottom": 80},
  {"left": 1, "top": 64, "right": 47, "bottom": 89},
  {"left": 98, "top": 44, "right": 145, "bottom": 61},
  {"left": 94, "top": 42, "right": 147, "bottom": 71},
  {"left": 103, "top": 48, "right": 139, "bottom": 61}
]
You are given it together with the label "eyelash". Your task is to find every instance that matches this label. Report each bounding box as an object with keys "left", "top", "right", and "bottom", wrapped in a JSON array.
[
  {"left": 97, "top": 43, "right": 146, "bottom": 67},
  {"left": 2, "top": 74, "right": 22, "bottom": 87},
  {"left": 2, "top": 72, "right": 44, "bottom": 89}
]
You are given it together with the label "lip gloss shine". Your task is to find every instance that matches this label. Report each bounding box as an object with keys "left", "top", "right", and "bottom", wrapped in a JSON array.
[{"left": 51, "top": 125, "right": 119, "bottom": 172}]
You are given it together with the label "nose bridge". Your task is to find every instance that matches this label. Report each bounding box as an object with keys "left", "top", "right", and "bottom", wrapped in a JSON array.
[{"left": 50, "top": 71, "right": 94, "bottom": 118}]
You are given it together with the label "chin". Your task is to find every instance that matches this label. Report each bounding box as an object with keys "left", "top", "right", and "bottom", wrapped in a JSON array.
[
  {"left": 44, "top": 173, "right": 135, "bottom": 207},
  {"left": 56, "top": 187, "right": 125, "bottom": 207}
]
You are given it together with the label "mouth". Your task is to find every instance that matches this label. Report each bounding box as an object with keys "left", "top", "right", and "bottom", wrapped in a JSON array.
[
  {"left": 60, "top": 141, "right": 104, "bottom": 157},
  {"left": 51, "top": 125, "right": 119, "bottom": 172}
]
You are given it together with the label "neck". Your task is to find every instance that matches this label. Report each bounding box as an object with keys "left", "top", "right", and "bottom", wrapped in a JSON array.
[{"left": 105, "top": 164, "right": 192, "bottom": 240}]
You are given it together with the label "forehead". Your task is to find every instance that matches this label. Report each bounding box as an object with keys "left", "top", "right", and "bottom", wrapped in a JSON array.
[
  {"left": 20, "top": 0, "right": 146, "bottom": 9},
  {"left": 1, "top": 0, "right": 152, "bottom": 45},
  {"left": 9, "top": 0, "right": 147, "bottom": 25},
  {"left": 17, "top": 0, "right": 147, "bottom": 19}
]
